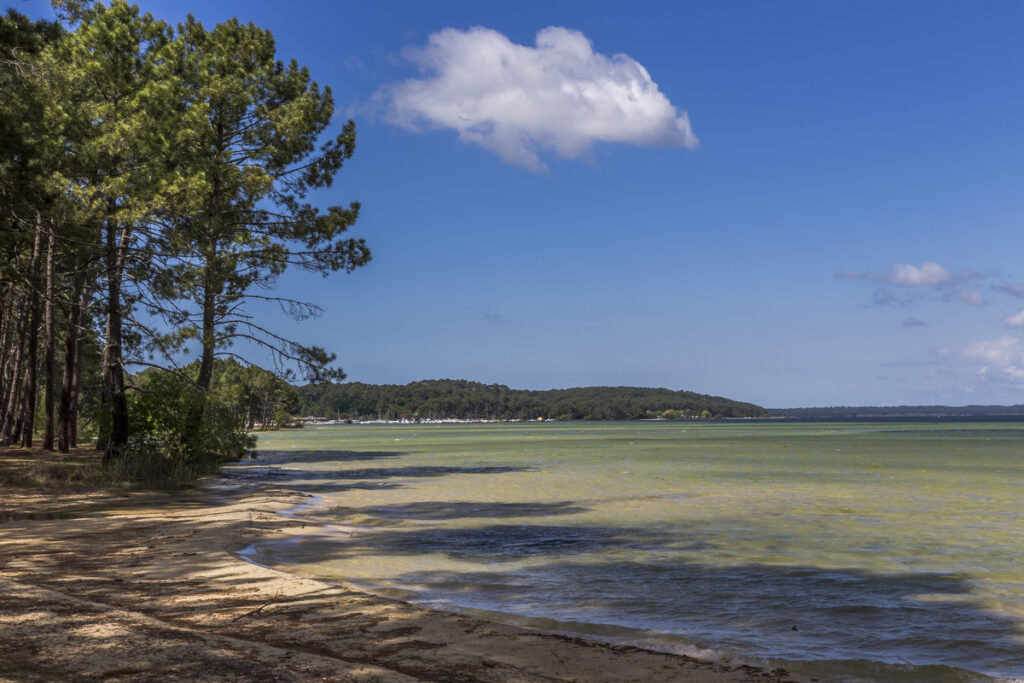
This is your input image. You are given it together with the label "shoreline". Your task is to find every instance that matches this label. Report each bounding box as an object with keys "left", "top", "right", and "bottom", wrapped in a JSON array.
[{"left": 0, "top": 474, "right": 824, "bottom": 682}]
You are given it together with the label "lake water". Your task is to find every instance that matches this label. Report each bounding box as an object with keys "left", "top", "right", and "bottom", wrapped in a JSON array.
[{"left": 230, "top": 421, "right": 1024, "bottom": 682}]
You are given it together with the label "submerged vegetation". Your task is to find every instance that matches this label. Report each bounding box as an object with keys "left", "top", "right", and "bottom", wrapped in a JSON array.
[
  {"left": 297, "top": 379, "right": 767, "bottom": 421},
  {"left": 0, "top": 1, "right": 368, "bottom": 482}
]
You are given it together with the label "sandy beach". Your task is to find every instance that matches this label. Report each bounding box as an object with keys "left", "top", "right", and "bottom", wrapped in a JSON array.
[{"left": 0, "top": 464, "right": 828, "bottom": 683}]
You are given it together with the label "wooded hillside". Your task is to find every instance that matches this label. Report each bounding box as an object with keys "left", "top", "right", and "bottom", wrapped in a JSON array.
[{"left": 298, "top": 379, "right": 766, "bottom": 421}]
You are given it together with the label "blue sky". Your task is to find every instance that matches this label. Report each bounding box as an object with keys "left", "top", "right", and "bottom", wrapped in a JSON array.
[{"left": 20, "top": 1, "right": 1024, "bottom": 407}]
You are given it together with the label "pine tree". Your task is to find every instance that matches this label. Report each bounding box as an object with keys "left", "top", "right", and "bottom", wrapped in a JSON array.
[{"left": 149, "top": 16, "right": 369, "bottom": 455}]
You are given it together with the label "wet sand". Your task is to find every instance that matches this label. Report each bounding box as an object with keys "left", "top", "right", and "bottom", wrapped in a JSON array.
[{"left": 0, "top": 477, "right": 826, "bottom": 682}]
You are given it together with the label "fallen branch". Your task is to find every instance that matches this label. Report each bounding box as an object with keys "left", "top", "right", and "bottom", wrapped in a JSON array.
[{"left": 231, "top": 591, "right": 280, "bottom": 622}]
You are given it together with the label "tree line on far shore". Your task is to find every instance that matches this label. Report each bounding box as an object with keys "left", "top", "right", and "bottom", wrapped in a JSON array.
[
  {"left": 0, "top": 2, "right": 366, "bottom": 481},
  {"left": 297, "top": 379, "right": 767, "bottom": 422},
  {"left": 766, "top": 405, "right": 1024, "bottom": 419}
]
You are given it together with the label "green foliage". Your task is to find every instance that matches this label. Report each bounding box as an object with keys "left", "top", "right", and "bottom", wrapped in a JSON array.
[
  {"left": 116, "top": 368, "right": 255, "bottom": 484},
  {"left": 208, "top": 358, "right": 298, "bottom": 430},
  {"left": 148, "top": 14, "right": 369, "bottom": 383},
  {"left": 298, "top": 379, "right": 766, "bottom": 422},
  {"left": 1, "top": 1, "right": 367, "bottom": 477}
]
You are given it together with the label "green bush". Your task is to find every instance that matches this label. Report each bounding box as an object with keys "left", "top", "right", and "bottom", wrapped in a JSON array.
[{"left": 116, "top": 370, "right": 255, "bottom": 485}]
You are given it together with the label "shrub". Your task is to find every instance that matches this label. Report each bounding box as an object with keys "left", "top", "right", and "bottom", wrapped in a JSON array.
[{"left": 115, "top": 370, "right": 255, "bottom": 485}]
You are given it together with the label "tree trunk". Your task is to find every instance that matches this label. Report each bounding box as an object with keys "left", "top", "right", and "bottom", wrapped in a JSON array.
[
  {"left": 70, "top": 286, "right": 88, "bottom": 448},
  {"left": 0, "top": 283, "right": 15, "bottom": 436},
  {"left": 18, "top": 213, "right": 44, "bottom": 449},
  {"left": 195, "top": 268, "right": 217, "bottom": 393},
  {"left": 0, "top": 281, "right": 11, "bottom": 394},
  {"left": 42, "top": 221, "right": 56, "bottom": 451},
  {"left": 101, "top": 221, "right": 129, "bottom": 464},
  {"left": 0, "top": 310, "right": 27, "bottom": 445},
  {"left": 59, "top": 258, "right": 87, "bottom": 453},
  {"left": 185, "top": 236, "right": 219, "bottom": 457}
]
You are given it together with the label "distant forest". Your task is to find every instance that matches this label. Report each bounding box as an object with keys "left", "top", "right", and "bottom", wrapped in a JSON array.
[
  {"left": 767, "top": 405, "right": 1024, "bottom": 419},
  {"left": 297, "top": 379, "right": 767, "bottom": 421}
]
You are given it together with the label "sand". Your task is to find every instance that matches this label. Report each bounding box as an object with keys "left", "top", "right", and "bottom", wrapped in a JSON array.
[{"left": 0, "top": 474, "right": 829, "bottom": 682}]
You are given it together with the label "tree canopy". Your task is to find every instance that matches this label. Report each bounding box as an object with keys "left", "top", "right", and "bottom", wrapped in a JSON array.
[
  {"left": 297, "top": 379, "right": 766, "bottom": 422},
  {"left": 0, "top": 1, "right": 368, "bottom": 481}
]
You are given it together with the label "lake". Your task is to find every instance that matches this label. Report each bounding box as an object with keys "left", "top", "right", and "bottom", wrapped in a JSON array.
[{"left": 230, "top": 421, "right": 1024, "bottom": 682}]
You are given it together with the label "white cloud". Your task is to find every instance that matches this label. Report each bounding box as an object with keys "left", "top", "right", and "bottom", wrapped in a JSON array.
[
  {"left": 377, "top": 26, "right": 697, "bottom": 171},
  {"left": 956, "top": 286, "right": 986, "bottom": 307},
  {"left": 948, "top": 336, "right": 1024, "bottom": 382},
  {"left": 1003, "top": 310, "right": 1024, "bottom": 328},
  {"left": 888, "top": 262, "right": 952, "bottom": 286},
  {"left": 837, "top": 261, "right": 952, "bottom": 287}
]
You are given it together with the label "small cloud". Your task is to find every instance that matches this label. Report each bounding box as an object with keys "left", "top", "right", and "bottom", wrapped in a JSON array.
[
  {"left": 840, "top": 261, "right": 999, "bottom": 310},
  {"left": 872, "top": 289, "right": 897, "bottom": 306},
  {"left": 868, "top": 288, "right": 918, "bottom": 308},
  {"left": 837, "top": 261, "right": 952, "bottom": 287},
  {"left": 343, "top": 56, "right": 364, "bottom": 70},
  {"left": 956, "top": 286, "right": 986, "bottom": 307},
  {"left": 902, "top": 317, "right": 926, "bottom": 327},
  {"left": 993, "top": 283, "right": 1024, "bottom": 299},
  {"left": 376, "top": 26, "right": 697, "bottom": 171},
  {"left": 889, "top": 262, "right": 952, "bottom": 286},
  {"left": 484, "top": 312, "right": 503, "bottom": 321},
  {"left": 1002, "top": 310, "right": 1024, "bottom": 328},
  {"left": 944, "top": 335, "right": 1024, "bottom": 383},
  {"left": 871, "top": 288, "right": 901, "bottom": 307}
]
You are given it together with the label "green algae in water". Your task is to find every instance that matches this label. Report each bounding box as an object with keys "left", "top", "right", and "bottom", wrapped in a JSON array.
[{"left": 234, "top": 421, "right": 1024, "bottom": 681}]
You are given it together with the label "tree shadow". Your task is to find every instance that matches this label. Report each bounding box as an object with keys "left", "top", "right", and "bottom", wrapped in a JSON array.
[
  {"left": 327, "top": 501, "right": 590, "bottom": 522},
  {"left": 221, "top": 450, "right": 406, "bottom": 482},
  {"left": 5, "top": 482, "right": 1022, "bottom": 681},
  {"left": 246, "top": 519, "right": 1024, "bottom": 679},
  {"left": 300, "top": 465, "right": 534, "bottom": 480},
  {"left": 395, "top": 558, "right": 1024, "bottom": 677},
  {"left": 5, "top": 501, "right": 784, "bottom": 683},
  {"left": 1, "top": 498, "right": 556, "bottom": 681},
  {"left": 254, "top": 450, "right": 408, "bottom": 465},
  {"left": 224, "top": 463, "right": 533, "bottom": 486},
  {"left": 220, "top": 448, "right": 535, "bottom": 495}
]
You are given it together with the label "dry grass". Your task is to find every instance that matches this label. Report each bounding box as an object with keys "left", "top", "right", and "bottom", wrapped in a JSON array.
[{"left": 0, "top": 445, "right": 128, "bottom": 490}]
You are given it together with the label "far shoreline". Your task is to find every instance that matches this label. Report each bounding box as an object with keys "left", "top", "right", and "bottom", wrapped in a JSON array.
[{"left": 293, "top": 413, "right": 1024, "bottom": 427}]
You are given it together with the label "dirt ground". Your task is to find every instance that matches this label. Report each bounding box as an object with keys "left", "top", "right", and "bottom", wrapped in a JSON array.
[{"left": 0, "top": 446, "right": 827, "bottom": 682}]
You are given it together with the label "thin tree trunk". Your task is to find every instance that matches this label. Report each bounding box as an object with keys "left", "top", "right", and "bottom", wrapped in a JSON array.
[
  {"left": 1, "top": 310, "right": 27, "bottom": 444},
  {"left": 70, "top": 305, "right": 85, "bottom": 448},
  {"left": 18, "top": 213, "right": 44, "bottom": 449},
  {"left": 58, "top": 308, "right": 77, "bottom": 453},
  {"left": 197, "top": 236, "right": 219, "bottom": 392},
  {"left": 42, "top": 222, "right": 56, "bottom": 450},
  {"left": 0, "top": 284, "right": 14, "bottom": 432},
  {"left": 101, "top": 220, "right": 129, "bottom": 464},
  {"left": 185, "top": 235, "right": 219, "bottom": 456},
  {"left": 59, "top": 256, "right": 87, "bottom": 453},
  {"left": 0, "top": 281, "right": 11, "bottom": 389},
  {"left": 69, "top": 282, "right": 88, "bottom": 449}
]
